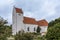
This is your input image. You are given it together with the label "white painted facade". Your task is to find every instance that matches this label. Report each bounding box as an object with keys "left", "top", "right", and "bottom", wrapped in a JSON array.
[
  {"left": 12, "top": 7, "right": 48, "bottom": 36},
  {"left": 40, "top": 26, "right": 48, "bottom": 33},
  {"left": 24, "top": 24, "right": 38, "bottom": 33},
  {"left": 40, "top": 26, "right": 48, "bottom": 35},
  {"left": 12, "top": 7, "right": 24, "bottom": 35}
]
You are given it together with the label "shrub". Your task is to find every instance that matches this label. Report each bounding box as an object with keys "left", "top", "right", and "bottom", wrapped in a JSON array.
[{"left": 15, "top": 32, "right": 33, "bottom": 40}]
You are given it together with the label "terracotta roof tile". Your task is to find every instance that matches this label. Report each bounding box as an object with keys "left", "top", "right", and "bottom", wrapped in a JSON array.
[
  {"left": 23, "top": 17, "right": 48, "bottom": 26},
  {"left": 23, "top": 17, "right": 37, "bottom": 25},
  {"left": 15, "top": 8, "right": 23, "bottom": 14},
  {"left": 37, "top": 19, "right": 48, "bottom": 26}
]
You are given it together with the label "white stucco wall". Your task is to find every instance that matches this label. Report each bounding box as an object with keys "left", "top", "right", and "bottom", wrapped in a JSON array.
[
  {"left": 40, "top": 26, "right": 48, "bottom": 33},
  {"left": 16, "top": 13, "right": 24, "bottom": 33},
  {"left": 12, "top": 7, "right": 17, "bottom": 35},
  {"left": 24, "top": 24, "right": 48, "bottom": 34},
  {"left": 39, "top": 26, "right": 48, "bottom": 35},
  {"left": 24, "top": 24, "right": 38, "bottom": 33},
  {"left": 12, "top": 7, "right": 24, "bottom": 35}
]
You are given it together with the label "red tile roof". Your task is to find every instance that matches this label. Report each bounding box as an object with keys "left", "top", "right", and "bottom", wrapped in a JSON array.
[
  {"left": 15, "top": 8, "right": 23, "bottom": 14},
  {"left": 23, "top": 17, "right": 48, "bottom": 26},
  {"left": 23, "top": 17, "right": 37, "bottom": 25},
  {"left": 37, "top": 19, "right": 48, "bottom": 26}
]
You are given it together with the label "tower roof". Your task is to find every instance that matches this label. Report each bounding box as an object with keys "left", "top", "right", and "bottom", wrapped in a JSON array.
[{"left": 15, "top": 7, "right": 23, "bottom": 14}]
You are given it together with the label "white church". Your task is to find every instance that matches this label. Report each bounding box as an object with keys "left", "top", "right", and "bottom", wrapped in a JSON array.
[{"left": 12, "top": 7, "right": 48, "bottom": 36}]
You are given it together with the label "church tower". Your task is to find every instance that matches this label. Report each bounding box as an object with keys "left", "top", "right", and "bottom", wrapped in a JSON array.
[{"left": 12, "top": 7, "right": 24, "bottom": 35}]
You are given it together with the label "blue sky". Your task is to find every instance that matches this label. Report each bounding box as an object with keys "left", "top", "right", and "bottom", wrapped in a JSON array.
[{"left": 0, "top": 0, "right": 60, "bottom": 24}]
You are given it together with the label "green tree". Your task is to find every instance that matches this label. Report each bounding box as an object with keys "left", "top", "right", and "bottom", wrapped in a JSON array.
[
  {"left": 0, "top": 16, "right": 12, "bottom": 40},
  {"left": 46, "top": 23, "right": 60, "bottom": 40},
  {"left": 48, "top": 17, "right": 60, "bottom": 27},
  {"left": 36, "top": 26, "right": 41, "bottom": 33},
  {"left": 15, "top": 32, "right": 33, "bottom": 40},
  {"left": 4, "top": 25, "right": 12, "bottom": 36}
]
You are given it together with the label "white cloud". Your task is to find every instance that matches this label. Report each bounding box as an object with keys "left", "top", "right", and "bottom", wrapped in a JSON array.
[
  {"left": 0, "top": 0, "right": 15, "bottom": 24},
  {"left": 0, "top": 0, "right": 60, "bottom": 24},
  {"left": 24, "top": 11, "right": 34, "bottom": 18},
  {"left": 4, "top": 13, "right": 12, "bottom": 24},
  {"left": 16, "top": 0, "right": 60, "bottom": 19},
  {"left": 0, "top": 0, "right": 15, "bottom": 7}
]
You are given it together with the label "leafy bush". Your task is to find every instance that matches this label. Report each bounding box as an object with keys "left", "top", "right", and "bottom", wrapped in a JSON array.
[
  {"left": 46, "top": 23, "right": 60, "bottom": 40},
  {"left": 0, "top": 16, "right": 12, "bottom": 40},
  {"left": 15, "top": 32, "right": 34, "bottom": 40}
]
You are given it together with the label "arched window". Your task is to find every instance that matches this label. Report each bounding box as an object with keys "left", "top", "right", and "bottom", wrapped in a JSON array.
[
  {"left": 34, "top": 27, "right": 35, "bottom": 31},
  {"left": 27, "top": 27, "right": 29, "bottom": 31}
]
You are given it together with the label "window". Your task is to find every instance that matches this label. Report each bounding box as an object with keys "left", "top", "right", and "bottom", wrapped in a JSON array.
[
  {"left": 18, "top": 13, "right": 21, "bottom": 15},
  {"left": 27, "top": 27, "right": 29, "bottom": 31},
  {"left": 17, "top": 13, "right": 21, "bottom": 16},
  {"left": 34, "top": 27, "right": 35, "bottom": 31}
]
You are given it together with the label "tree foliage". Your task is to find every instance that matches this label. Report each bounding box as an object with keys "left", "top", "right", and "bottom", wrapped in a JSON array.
[
  {"left": 15, "top": 32, "right": 33, "bottom": 40},
  {"left": 48, "top": 17, "right": 60, "bottom": 27},
  {"left": 46, "top": 17, "right": 60, "bottom": 40},
  {"left": 36, "top": 26, "right": 41, "bottom": 33},
  {"left": 0, "top": 16, "right": 12, "bottom": 40}
]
